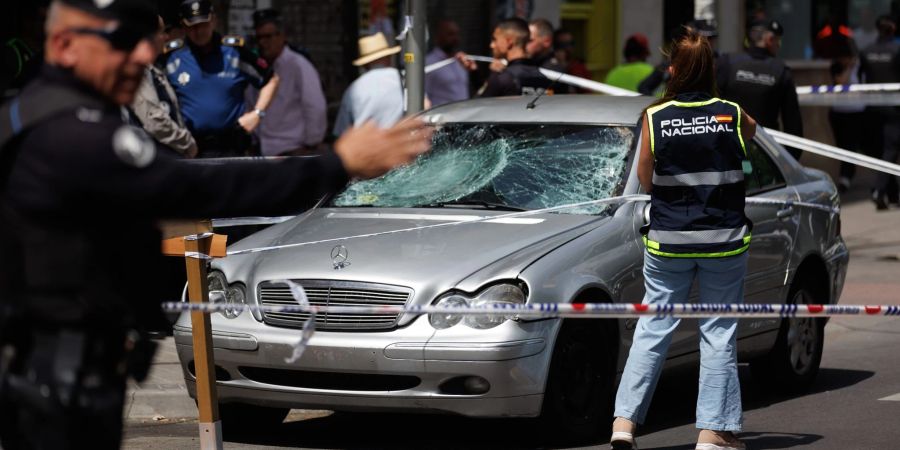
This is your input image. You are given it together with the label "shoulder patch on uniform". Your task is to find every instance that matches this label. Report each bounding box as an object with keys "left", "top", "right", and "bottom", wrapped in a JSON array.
[
  {"left": 75, "top": 107, "right": 103, "bottom": 123},
  {"left": 113, "top": 126, "right": 156, "bottom": 168},
  {"left": 164, "top": 39, "right": 184, "bottom": 54},
  {"left": 222, "top": 35, "right": 245, "bottom": 47}
]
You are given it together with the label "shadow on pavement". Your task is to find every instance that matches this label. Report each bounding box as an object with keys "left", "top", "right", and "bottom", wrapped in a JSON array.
[{"left": 218, "top": 365, "right": 871, "bottom": 449}]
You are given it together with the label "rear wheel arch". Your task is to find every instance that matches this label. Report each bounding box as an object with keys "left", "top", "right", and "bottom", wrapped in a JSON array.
[{"left": 791, "top": 254, "right": 831, "bottom": 304}]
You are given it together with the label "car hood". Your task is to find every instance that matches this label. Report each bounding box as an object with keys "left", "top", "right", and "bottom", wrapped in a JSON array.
[{"left": 216, "top": 207, "right": 608, "bottom": 303}]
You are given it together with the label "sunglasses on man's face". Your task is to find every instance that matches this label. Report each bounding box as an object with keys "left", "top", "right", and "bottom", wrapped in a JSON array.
[{"left": 68, "top": 26, "right": 153, "bottom": 51}]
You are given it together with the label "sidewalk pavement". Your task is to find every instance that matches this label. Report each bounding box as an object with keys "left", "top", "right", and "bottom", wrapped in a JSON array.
[{"left": 124, "top": 336, "right": 197, "bottom": 422}]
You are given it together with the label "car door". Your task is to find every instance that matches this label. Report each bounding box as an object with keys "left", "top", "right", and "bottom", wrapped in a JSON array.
[{"left": 739, "top": 138, "right": 800, "bottom": 338}]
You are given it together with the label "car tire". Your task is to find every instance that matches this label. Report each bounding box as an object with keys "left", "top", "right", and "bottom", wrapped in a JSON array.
[
  {"left": 540, "top": 320, "right": 616, "bottom": 445},
  {"left": 750, "top": 284, "right": 825, "bottom": 393},
  {"left": 219, "top": 403, "right": 289, "bottom": 435}
]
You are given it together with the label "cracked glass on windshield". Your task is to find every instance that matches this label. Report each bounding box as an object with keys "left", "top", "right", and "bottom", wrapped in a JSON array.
[{"left": 332, "top": 124, "right": 636, "bottom": 215}]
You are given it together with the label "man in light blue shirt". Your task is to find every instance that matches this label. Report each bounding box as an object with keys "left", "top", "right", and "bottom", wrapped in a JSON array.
[
  {"left": 334, "top": 33, "right": 404, "bottom": 137},
  {"left": 425, "top": 19, "right": 470, "bottom": 107}
]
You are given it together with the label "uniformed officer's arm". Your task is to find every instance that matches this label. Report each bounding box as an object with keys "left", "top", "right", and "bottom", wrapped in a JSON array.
[
  {"left": 637, "top": 113, "right": 653, "bottom": 193},
  {"left": 779, "top": 68, "right": 803, "bottom": 137},
  {"left": 131, "top": 72, "right": 198, "bottom": 157},
  {"left": 715, "top": 54, "right": 730, "bottom": 96},
  {"left": 741, "top": 108, "right": 757, "bottom": 144}
]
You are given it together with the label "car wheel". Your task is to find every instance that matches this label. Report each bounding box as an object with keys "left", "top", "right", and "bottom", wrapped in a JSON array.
[
  {"left": 750, "top": 285, "right": 825, "bottom": 393},
  {"left": 219, "top": 403, "right": 290, "bottom": 435},
  {"left": 540, "top": 320, "right": 616, "bottom": 444}
]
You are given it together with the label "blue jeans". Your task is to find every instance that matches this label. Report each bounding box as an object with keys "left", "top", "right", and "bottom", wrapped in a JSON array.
[{"left": 614, "top": 251, "right": 748, "bottom": 431}]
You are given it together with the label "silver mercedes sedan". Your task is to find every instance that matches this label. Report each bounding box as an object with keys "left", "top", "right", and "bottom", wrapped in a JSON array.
[{"left": 173, "top": 95, "right": 848, "bottom": 441}]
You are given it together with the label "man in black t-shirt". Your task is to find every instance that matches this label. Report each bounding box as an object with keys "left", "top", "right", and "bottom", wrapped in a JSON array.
[{"left": 478, "top": 18, "right": 553, "bottom": 98}]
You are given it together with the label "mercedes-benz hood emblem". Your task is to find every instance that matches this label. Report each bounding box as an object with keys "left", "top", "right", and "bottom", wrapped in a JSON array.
[{"left": 331, "top": 245, "right": 350, "bottom": 270}]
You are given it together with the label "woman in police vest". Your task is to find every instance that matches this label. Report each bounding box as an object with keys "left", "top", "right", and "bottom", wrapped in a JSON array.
[{"left": 609, "top": 31, "right": 757, "bottom": 450}]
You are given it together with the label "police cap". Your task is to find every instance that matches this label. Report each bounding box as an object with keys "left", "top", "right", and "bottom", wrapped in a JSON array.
[
  {"left": 180, "top": 0, "right": 213, "bottom": 26},
  {"left": 749, "top": 18, "right": 784, "bottom": 37},
  {"left": 58, "top": 0, "right": 157, "bottom": 37},
  {"left": 687, "top": 19, "right": 718, "bottom": 38}
]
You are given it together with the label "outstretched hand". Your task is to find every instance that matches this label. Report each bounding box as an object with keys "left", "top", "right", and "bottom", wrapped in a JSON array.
[{"left": 334, "top": 119, "right": 433, "bottom": 179}]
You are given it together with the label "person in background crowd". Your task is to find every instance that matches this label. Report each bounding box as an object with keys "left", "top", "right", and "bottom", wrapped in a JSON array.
[
  {"left": 528, "top": 18, "right": 568, "bottom": 93},
  {"left": 162, "top": 0, "right": 280, "bottom": 158},
  {"left": 478, "top": 18, "right": 552, "bottom": 97},
  {"left": 130, "top": 16, "right": 197, "bottom": 157},
  {"left": 611, "top": 29, "right": 756, "bottom": 450},
  {"left": 528, "top": 18, "right": 565, "bottom": 73},
  {"left": 717, "top": 18, "right": 804, "bottom": 159},
  {"left": 860, "top": 14, "right": 900, "bottom": 209},
  {"left": 248, "top": 8, "right": 326, "bottom": 156},
  {"left": 334, "top": 32, "right": 404, "bottom": 136},
  {"left": 639, "top": 20, "right": 717, "bottom": 97},
  {"left": 0, "top": 1, "right": 432, "bottom": 448},
  {"left": 814, "top": 15, "right": 857, "bottom": 59},
  {"left": 853, "top": 6, "right": 880, "bottom": 51},
  {"left": 605, "top": 33, "right": 654, "bottom": 92},
  {"left": 553, "top": 28, "right": 591, "bottom": 92},
  {"left": 1, "top": 1, "right": 49, "bottom": 99},
  {"left": 425, "top": 18, "right": 471, "bottom": 107},
  {"left": 827, "top": 46, "right": 864, "bottom": 193}
]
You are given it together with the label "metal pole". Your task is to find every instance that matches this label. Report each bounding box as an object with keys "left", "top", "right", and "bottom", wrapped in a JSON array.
[{"left": 403, "top": 0, "right": 426, "bottom": 114}]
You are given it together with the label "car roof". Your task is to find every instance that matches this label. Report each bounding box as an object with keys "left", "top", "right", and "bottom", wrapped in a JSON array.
[{"left": 421, "top": 94, "right": 657, "bottom": 126}]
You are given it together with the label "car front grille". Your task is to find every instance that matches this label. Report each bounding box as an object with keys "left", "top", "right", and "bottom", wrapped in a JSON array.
[{"left": 257, "top": 280, "right": 412, "bottom": 331}]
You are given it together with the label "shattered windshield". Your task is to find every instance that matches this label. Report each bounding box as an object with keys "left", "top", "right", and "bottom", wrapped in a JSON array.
[{"left": 332, "top": 124, "right": 636, "bottom": 215}]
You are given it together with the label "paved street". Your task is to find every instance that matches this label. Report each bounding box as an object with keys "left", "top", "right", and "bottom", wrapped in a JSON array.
[{"left": 123, "top": 178, "right": 900, "bottom": 450}]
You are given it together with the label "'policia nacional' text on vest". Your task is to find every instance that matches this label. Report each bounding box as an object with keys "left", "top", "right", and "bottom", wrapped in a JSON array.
[{"left": 644, "top": 92, "right": 751, "bottom": 258}]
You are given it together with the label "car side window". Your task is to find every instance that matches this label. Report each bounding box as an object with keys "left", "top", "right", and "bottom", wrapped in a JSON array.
[{"left": 745, "top": 139, "right": 786, "bottom": 195}]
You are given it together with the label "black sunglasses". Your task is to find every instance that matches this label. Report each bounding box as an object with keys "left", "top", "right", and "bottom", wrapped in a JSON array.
[{"left": 68, "top": 26, "right": 153, "bottom": 51}]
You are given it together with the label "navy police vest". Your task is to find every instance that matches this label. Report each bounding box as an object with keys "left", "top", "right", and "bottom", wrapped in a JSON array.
[{"left": 644, "top": 92, "right": 751, "bottom": 258}]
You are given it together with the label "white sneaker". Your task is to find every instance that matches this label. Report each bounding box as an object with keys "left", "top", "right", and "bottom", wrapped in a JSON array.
[
  {"left": 695, "top": 441, "right": 747, "bottom": 450},
  {"left": 610, "top": 431, "right": 638, "bottom": 449}
]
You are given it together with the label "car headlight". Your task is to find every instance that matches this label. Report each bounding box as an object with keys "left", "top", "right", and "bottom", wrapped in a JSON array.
[
  {"left": 428, "top": 283, "right": 526, "bottom": 330},
  {"left": 428, "top": 294, "right": 468, "bottom": 329},
  {"left": 464, "top": 284, "right": 526, "bottom": 329},
  {"left": 207, "top": 271, "right": 245, "bottom": 319}
]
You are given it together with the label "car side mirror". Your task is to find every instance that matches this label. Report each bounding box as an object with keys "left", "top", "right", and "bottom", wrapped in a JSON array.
[{"left": 642, "top": 203, "right": 651, "bottom": 225}]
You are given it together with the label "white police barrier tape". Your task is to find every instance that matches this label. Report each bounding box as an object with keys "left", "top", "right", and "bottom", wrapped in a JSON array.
[
  {"left": 796, "top": 82, "right": 900, "bottom": 95},
  {"left": 162, "top": 300, "right": 900, "bottom": 319},
  {"left": 766, "top": 128, "right": 900, "bottom": 177},
  {"left": 428, "top": 54, "right": 900, "bottom": 104},
  {"left": 221, "top": 195, "right": 836, "bottom": 257}
]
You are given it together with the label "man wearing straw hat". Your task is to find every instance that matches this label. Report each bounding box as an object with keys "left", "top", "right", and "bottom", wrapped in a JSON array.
[{"left": 333, "top": 32, "right": 405, "bottom": 136}]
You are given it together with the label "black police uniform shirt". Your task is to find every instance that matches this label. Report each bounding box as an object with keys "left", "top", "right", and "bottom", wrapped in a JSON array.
[
  {"left": 161, "top": 34, "right": 271, "bottom": 135},
  {"left": 717, "top": 46, "right": 803, "bottom": 137},
  {"left": 479, "top": 58, "right": 554, "bottom": 97},
  {"left": 860, "top": 39, "right": 900, "bottom": 84},
  {"left": 0, "top": 66, "right": 348, "bottom": 327}
]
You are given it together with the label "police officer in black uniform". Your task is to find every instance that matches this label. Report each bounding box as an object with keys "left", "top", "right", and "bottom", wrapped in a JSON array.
[
  {"left": 478, "top": 18, "right": 553, "bottom": 97},
  {"left": 0, "top": 1, "right": 431, "bottom": 448},
  {"left": 717, "top": 18, "right": 804, "bottom": 159},
  {"left": 860, "top": 15, "right": 900, "bottom": 209}
]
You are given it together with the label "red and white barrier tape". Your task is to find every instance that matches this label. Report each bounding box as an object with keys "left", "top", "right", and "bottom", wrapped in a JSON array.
[{"left": 162, "top": 301, "right": 900, "bottom": 319}]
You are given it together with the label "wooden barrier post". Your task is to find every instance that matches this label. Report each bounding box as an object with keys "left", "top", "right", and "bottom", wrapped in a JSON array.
[{"left": 161, "top": 221, "right": 227, "bottom": 450}]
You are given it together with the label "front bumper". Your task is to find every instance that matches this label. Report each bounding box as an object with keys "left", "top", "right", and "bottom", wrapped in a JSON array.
[{"left": 173, "top": 311, "right": 558, "bottom": 418}]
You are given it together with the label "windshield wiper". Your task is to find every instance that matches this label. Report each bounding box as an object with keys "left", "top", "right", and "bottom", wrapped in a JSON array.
[{"left": 422, "top": 200, "right": 526, "bottom": 211}]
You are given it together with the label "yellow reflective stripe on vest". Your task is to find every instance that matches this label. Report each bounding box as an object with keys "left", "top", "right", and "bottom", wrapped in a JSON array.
[
  {"left": 645, "top": 101, "right": 675, "bottom": 155},
  {"left": 643, "top": 234, "right": 752, "bottom": 258},
  {"left": 719, "top": 99, "right": 746, "bottom": 156}
]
